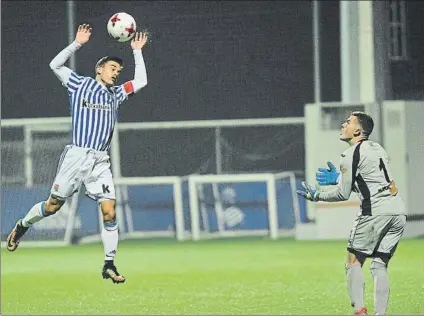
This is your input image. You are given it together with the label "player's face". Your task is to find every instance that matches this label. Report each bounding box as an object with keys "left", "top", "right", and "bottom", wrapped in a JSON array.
[
  {"left": 340, "top": 115, "right": 361, "bottom": 141},
  {"left": 98, "top": 61, "right": 122, "bottom": 85}
]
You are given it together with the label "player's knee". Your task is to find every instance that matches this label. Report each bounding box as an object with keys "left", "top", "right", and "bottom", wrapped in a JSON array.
[
  {"left": 103, "top": 212, "right": 116, "bottom": 223},
  {"left": 100, "top": 200, "right": 116, "bottom": 223},
  {"left": 347, "top": 251, "right": 365, "bottom": 266},
  {"left": 370, "top": 258, "right": 387, "bottom": 277},
  {"left": 102, "top": 211, "right": 118, "bottom": 231},
  {"left": 44, "top": 195, "right": 65, "bottom": 215},
  {"left": 373, "top": 252, "right": 391, "bottom": 267}
]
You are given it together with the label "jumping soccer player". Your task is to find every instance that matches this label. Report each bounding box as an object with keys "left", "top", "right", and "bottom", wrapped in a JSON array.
[
  {"left": 297, "top": 112, "right": 407, "bottom": 315},
  {"left": 6, "top": 24, "right": 149, "bottom": 284}
]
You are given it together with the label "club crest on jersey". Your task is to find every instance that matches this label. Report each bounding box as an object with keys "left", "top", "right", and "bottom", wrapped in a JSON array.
[{"left": 82, "top": 99, "right": 111, "bottom": 111}]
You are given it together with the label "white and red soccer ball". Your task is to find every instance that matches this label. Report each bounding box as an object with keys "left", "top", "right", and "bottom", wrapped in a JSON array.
[{"left": 107, "top": 12, "right": 136, "bottom": 43}]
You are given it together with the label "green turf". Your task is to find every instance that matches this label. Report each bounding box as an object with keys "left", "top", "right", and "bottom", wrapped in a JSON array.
[{"left": 1, "top": 237, "right": 423, "bottom": 315}]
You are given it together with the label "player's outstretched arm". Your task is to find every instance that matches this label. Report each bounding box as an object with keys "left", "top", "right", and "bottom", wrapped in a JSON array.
[
  {"left": 74, "top": 24, "right": 92, "bottom": 45},
  {"left": 49, "top": 24, "right": 92, "bottom": 85},
  {"left": 125, "top": 32, "right": 148, "bottom": 94}
]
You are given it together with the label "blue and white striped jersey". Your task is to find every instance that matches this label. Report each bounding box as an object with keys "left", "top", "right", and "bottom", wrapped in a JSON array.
[
  {"left": 66, "top": 72, "right": 128, "bottom": 151},
  {"left": 49, "top": 40, "right": 148, "bottom": 152}
]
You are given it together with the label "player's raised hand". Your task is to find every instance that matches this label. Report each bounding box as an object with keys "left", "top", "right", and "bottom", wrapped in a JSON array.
[
  {"left": 75, "top": 24, "right": 92, "bottom": 45},
  {"left": 316, "top": 161, "right": 340, "bottom": 186},
  {"left": 297, "top": 181, "right": 319, "bottom": 202},
  {"left": 131, "top": 32, "right": 149, "bottom": 50}
]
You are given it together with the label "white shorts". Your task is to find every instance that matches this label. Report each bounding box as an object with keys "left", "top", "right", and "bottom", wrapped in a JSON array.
[{"left": 50, "top": 145, "right": 116, "bottom": 202}]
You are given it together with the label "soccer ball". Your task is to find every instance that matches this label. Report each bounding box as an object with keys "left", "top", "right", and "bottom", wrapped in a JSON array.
[{"left": 107, "top": 12, "right": 137, "bottom": 43}]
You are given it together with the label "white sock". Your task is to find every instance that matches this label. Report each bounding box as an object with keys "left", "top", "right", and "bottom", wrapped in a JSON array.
[
  {"left": 21, "top": 202, "right": 48, "bottom": 227},
  {"left": 371, "top": 259, "right": 390, "bottom": 315},
  {"left": 346, "top": 263, "right": 366, "bottom": 312},
  {"left": 101, "top": 220, "right": 119, "bottom": 262}
]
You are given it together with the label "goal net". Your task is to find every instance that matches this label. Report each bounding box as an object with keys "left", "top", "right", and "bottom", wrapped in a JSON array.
[
  {"left": 1, "top": 121, "right": 186, "bottom": 247},
  {"left": 78, "top": 172, "right": 302, "bottom": 243},
  {"left": 187, "top": 172, "right": 301, "bottom": 240},
  {"left": 1, "top": 117, "right": 306, "bottom": 246},
  {"left": 1, "top": 119, "right": 82, "bottom": 247},
  {"left": 78, "top": 176, "right": 187, "bottom": 244}
]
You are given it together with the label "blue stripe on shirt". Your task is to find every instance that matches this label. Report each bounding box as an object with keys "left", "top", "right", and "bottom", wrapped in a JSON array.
[{"left": 66, "top": 72, "right": 128, "bottom": 151}]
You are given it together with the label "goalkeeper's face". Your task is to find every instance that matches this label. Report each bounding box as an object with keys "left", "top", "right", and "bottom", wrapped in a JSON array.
[{"left": 340, "top": 115, "right": 361, "bottom": 142}]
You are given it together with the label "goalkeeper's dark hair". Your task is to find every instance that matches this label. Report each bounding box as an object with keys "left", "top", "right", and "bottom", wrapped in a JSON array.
[{"left": 351, "top": 111, "right": 374, "bottom": 138}]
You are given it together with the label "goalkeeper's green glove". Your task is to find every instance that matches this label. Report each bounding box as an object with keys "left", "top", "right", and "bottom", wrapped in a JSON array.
[{"left": 296, "top": 181, "right": 319, "bottom": 202}]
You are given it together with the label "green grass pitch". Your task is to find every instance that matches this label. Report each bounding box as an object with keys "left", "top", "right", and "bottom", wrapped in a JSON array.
[{"left": 1, "top": 238, "right": 423, "bottom": 315}]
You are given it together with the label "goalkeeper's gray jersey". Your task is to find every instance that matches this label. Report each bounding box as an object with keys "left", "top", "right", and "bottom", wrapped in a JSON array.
[{"left": 318, "top": 140, "right": 406, "bottom": 216}]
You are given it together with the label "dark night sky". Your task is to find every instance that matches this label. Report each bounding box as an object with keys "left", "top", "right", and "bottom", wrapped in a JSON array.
[
  {"left": 1, "top": 1, "right": 423, "bottom": 176},
  {"left": 2, "top": 1, "right": 423, "bottom": 121},
  {"left": 2, "top": 1, "right": 321, "bottom": 122}
]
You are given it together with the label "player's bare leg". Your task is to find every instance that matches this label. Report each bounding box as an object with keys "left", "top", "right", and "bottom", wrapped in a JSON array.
[
  {"left": 6, "top": 196, "right": 64, "bottom": 251},
  {"left": 100, "top": 199, "right": 125, "bottom": 284},
  {"left": 345, "top": 252, "right": 367, "bottom": 315}
]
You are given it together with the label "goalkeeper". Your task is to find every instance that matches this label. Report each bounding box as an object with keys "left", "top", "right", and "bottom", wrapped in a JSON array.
[{"left": 297, "top": 112, "right": 407, "bottom": 315}]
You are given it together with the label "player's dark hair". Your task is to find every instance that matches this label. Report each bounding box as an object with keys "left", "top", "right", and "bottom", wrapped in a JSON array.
[
  {"left": 95, "top": 56, "right": 124, "bottom": 74},
  {"left": 351, "top": 111, "right": 374, "bottom": 138}
]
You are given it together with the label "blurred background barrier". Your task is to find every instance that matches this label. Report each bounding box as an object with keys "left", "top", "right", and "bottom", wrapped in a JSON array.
[
  {"left": 1, "top": 117, "right": 307, "bottom": 245},
  {"left": 2, "top": 100, "right": 423, "bottom": 247}
]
